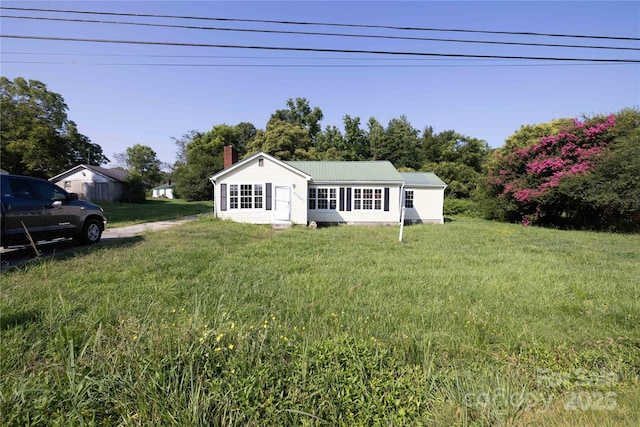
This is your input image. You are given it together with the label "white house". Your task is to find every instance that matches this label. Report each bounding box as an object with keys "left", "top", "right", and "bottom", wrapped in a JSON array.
[
  {"left": 152, "top": 183, "right": 175, "bottom": 199},
  {"left": 49, "top": 164, "right": 128, "bottom": 202},
  {"left": 209, "top": 147, "right": 446, "bottom": 226}
]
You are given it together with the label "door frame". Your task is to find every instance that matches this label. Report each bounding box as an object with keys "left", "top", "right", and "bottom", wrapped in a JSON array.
[{"left": 273, "top": 185, "right": 291, "bottom": 221}]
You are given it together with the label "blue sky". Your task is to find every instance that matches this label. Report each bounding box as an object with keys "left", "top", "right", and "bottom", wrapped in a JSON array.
[{"left": 1, "top": 1, "right": 639, "bottom": 167}]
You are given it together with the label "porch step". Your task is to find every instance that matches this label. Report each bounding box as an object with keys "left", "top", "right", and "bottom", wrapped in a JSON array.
[{"left": 271, "top": 222, "right": 292, "bottom": 230}]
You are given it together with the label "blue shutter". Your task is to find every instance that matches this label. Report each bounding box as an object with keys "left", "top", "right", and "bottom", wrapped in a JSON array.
[
  {"left": 220, "top": 184, "right": 227, "bottom": 211},
  {"left": 265, "top": 183, "right": 272, "bottom": 210},
  {"left": 346, "top": 188, "right": 352, "bottom": 211},
  {"left": 384, "top": 187, "right": 390, "bottom": 211},
  {"left": 339, "top": 187, "right": 345, "bottom": 211}
]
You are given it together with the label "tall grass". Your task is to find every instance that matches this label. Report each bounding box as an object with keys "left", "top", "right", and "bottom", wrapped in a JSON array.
[
  {"left": 1, "top": 217, "right": 638, "bottom": 425},
  {"left": 100, "top": 198, "right": 213, "bottom": 228}
]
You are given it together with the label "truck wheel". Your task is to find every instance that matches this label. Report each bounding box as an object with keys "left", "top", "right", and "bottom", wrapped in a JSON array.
[{"left": 80, "top": 219, "right": 102, "bottom": 245}]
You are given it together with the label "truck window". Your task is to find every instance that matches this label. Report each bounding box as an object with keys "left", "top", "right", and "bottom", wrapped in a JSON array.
[
  {"left": 30, "top": 180, "right": 67, "bottom": 201},
  {"left": 8, "top": 178, "right": 35, "bottom": 200}
]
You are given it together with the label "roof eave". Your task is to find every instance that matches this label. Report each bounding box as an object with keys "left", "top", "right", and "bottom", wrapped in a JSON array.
[
  {"left": 49, "top": 165, "right": 85, "bottom": 182},
  {"left": 210, "top": 151, "right": 312, "bottom": 183},
  {"left": 405, "top": 184, "right": 447, "bottom": 188},
  {"left": 310, "top": 180, "right": 404, "bottom": 185}
]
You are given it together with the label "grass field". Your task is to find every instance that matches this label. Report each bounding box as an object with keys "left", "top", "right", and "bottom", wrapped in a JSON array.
[
  {"left": 1, "top": 217, "right": 638, "bottom": 425},
  {"left": 99, "top": 198, "right": 213, "bottom": 228}
]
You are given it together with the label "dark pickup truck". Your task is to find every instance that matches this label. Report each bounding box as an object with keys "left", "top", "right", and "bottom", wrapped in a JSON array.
[{"left": 1, "top": 173, "right": 107, "bottom": 248}]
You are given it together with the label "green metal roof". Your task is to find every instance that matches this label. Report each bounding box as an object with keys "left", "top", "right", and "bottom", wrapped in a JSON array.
[
  {"left": 400, "top": 172, "right": 447, "bottom": 187},
  {"left": 286, "top": 161, "right": 403, "bottom": 183},
  {"left": 152, "top": 184, "right": 174, "bottom": 190}
]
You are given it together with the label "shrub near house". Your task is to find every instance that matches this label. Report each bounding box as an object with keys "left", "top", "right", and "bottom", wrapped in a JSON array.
[{"left": 484, "top": 110, "right": 640, "bottom": 229}]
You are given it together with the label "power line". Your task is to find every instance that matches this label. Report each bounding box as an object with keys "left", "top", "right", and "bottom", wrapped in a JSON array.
[
  {"left": 2, "top": 34, "right": 638, "bottom": 63},
  {"left": 4, "top": 60, "right": 633, "bottom": 68},
  {"left": 2, "top": 51, "right": 633, "bottom": 67},
  {"left": 2, "top": 51, "right": 612, "bottom": 64},
  {"left": 1, "top": 51, "right": 519, "bottom": 62},
  {"left": 2, "top": 14, "right": 638, "bottom": 52},
  {"left": 1, "top": 5, "right": 639, "bottom": 41}
]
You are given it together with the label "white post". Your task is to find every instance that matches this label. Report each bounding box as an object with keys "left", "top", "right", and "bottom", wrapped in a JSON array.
[{"left": 399, "top": 206, "right": 406, "bottom": 242}]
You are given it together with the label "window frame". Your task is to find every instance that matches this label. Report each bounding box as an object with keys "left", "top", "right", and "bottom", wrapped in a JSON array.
[
  {"left": 228, "top": 183, "right": 265, "bottom": 210},
  {"left": 353, "top": 187, "right": 383, "bottom": 210},
  {"left": 308, "top": 186, "right": 337, "bottom": 211},
  {"left": 404, "top": 190, "right": 414, "bottom": 209}
]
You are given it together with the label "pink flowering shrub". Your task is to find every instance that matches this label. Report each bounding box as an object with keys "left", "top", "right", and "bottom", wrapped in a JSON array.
[{"left": 485, "top": 114, "right": 617, "bottom": 225}]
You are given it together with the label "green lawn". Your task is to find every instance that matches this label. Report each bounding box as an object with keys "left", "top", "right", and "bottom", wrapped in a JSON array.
[
  {"left": 99, "top": 198, "right": 213, "bottom": 228},
  {"left": 1, "top": 217, "right": 638, "bottom": 425}
]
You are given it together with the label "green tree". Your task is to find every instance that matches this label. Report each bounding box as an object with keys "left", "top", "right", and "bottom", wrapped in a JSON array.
[
  {"left": 343, "top": 115, "right": 369, "bottom": 160},
  {"left": 556, "top": 108, "right": 640, "bottom": 229},
  {"left": 0, "top": 76, "right": 108, "bottom": 177},
  {"left": 233, "top": 122, "right": 257, "bottom": 156},
  {"left": 422, "top": 161, "right": 481, "bottom": 199},
  {"left": 367, "top": 117, "right": 385, "bottom": 160},
  {"left": 121, "top": 173, "right": 147, "bottom": 203},
  {"left": 502, "top": 118, "right": 574, "bottom": 152},
  {"left": 422, "top": 127, "right": 454, "bottom": 164},
  {"left": 382, "top": 116, "right": 421, "bottom": 169},
  {"left": 125, "top": 144, "right": 163, "bottom": 185},
  {"left": 422, "top": 129, "right": 489, "bottom": 170},
  {"left": 315, "top": 125, "right": 346, "bottom": 160},
  {"left": 246, "top": 120, "right": 315, "bottom": 160},
  {"left": 269, "top": 98, "right": 324, "bottom": 142},
  {"left": 173, "top": 124, "right": 251, "bottom": 201},
  {"left": 420, "top": 129, "right": 490, "bottom": 199}
]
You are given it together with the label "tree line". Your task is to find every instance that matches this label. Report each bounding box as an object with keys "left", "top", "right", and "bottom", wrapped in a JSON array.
[
  {"left": 2, "top": 76, "right": 638, "bottom": 231},
  {"left": 172, "top": 97, "right": 490, "bottom": 203}
]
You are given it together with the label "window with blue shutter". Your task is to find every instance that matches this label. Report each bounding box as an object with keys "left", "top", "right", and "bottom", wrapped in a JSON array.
[
  {"left": 384, "top": 187, "right": 390, "bottom": 211},
  {"left": 265, "top": 183, "right": 272, "bottom": 210},
  {"left": 220, "top": 184, "right": 227, "bottom": 211}
]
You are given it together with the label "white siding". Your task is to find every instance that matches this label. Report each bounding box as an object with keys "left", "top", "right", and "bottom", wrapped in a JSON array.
[
  {"left": 403, "top": 187, "right": 445, "bottom": 224},
  {"left": 307, "top": 185, "right": 402, "bottom": 225},
  {"left": 152, "top": 188, "right": 174, "bottom": 199},
  {"left": 214, "top": 156, "right": 308, "bottom": 224},
  {"left": 52, "top": 169, "right": 120, "bottom": 202},
  {"left": 212, "top": 154, "right": 444, "bottom": 226}
]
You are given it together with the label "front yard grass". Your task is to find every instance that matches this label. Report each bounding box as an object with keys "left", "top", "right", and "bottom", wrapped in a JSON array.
[
  {"left": 1, "top": 217, "right": 638, "bottom": 425},
  {"left": 99, "top": 198, "right": 213, "bottom": 228}
]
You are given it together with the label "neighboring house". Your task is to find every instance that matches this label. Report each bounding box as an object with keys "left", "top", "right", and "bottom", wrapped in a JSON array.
[
  {"left": 49, "top": 164, "right": 128, "bottom": 202},
  {"left": 209, "top": 147, "right": 446, "bottom": 226},
  {"left": 152, "top": 183, "right": 174, "bottom": 199}
]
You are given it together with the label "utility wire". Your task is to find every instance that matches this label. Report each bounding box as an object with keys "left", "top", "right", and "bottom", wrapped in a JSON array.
[
  {"left": 2, "top": 14, "right": 638, "bottom": 52},
  {"left": 0, "top": 51, "right": 477, "bottom": 60},
  {"left": 2, "top": 51, "right": 634, "bottom": 66},
  {"left": 4, "top": 60, "right": 633, "bottom": 68},
  {"left": 2, "top": 34, "right": 638, "bottom": 63},
  {"left": 1, "top": 5, "right": 639, "bottom": 41}
]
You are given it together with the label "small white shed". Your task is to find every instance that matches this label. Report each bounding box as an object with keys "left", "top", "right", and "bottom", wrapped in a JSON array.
[{"left": 152, "top": 184, "right": 174, "bottom": 199}]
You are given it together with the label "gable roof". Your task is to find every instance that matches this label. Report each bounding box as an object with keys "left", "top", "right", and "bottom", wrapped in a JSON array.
[
  {"left": 152, "top": 183, "right": 174, "bottom": 190},
  {"left": 49, "top": 164, "right": 129, "bottom": 183},
  {"left": 210, "top": 151, "right": 312, "bottom": 182},
  {"left": 286, "top": 161, "right": 403, "bottom": 184},
  {"left": 400, "top": 172, "right": 447, "bottom": 187},
  {"left": 209, "top": 151, "right": 445, "bottom": 188}
]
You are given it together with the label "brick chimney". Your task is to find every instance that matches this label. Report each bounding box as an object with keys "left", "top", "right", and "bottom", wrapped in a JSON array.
[{"left": 223, "top": 145, "right": 238, "bottom": 169}]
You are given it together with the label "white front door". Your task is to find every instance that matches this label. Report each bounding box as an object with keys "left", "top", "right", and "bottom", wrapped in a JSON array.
[{"left": 274, "top": 186, "right": 291, "bottom": 221}]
